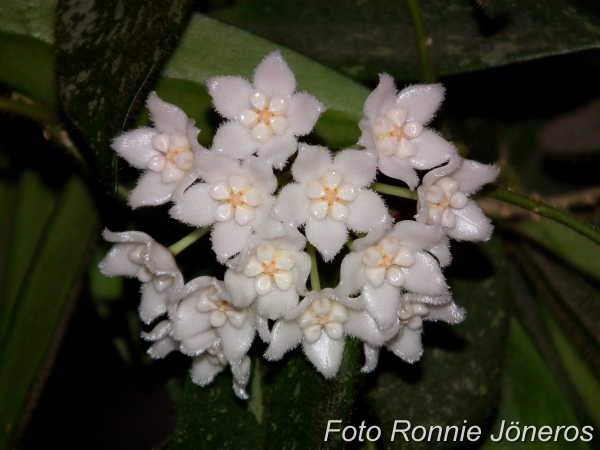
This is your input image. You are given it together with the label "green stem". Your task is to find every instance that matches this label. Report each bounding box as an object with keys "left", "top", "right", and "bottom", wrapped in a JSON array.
[
  {"left": 168, "top": 227, "right": 210, "bottom": 255},
  {"left": 0, "top": 97, "right": 60, "bottom": 124},
  {"left": 485, "top": 186, "right": 600, "bottom": 246},
  {"left": 371, "top": 182, "right": 418, "bottom": 200},
  {"left": 307, "top": 244, "right": 321, "bottom": 291},
  {"left": 406, "top": 0, "right": 434, "bottom": 83}
]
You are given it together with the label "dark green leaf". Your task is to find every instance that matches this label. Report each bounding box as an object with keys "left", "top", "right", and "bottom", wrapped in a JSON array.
[
  {"left": 0, "top": 170, "right": 56, "bottom": 343},
  {"left": 54, "top": 0, "right": 193, "bottom": 192},
  {"left": 210, "top": 0, "right": 600, "bottom": 82},
  {"left": 365, "top": 238, "right": 510, "bottom": 449},
  {"left": 0, "top": 176, "right": 98, "bottom": 448},
  {"left": 479, "top": 319, "right": 591, "bottom": 450}
]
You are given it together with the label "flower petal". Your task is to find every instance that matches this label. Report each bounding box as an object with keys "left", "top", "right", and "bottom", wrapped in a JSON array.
[
  {"left": 446, "top": 201, "right": 494, "bottom": 242},
  {"left": 147, "top": 336, "right": 178, "bottom": 359},
  {"left": 171, "top": 297, "right": 212, "bottom": 341},
  {"left": 242, "top": 156, "right": 278, "bottom": 195},
  {"left": 389, "top": 220, "right": 443, "bottom": 250},
  {"left": 429, "top": 235, "right": 452, "bottom": 267},
  {"left": 346, "top": 189, "right": 392, "bottom": 233},
  {"left": 147, "top": 92, "right": 189, "bottom": 133},
  {"left": 291, "top": 144, "right": 332, "bottom": 183},
  {"left": 190, "top": 353, "right": 224, "bottom": 386},
  {"left": 361, "top": 343, "right": 380, "bottom": 373},
  {"left": 128, "top": 171, "right": 177, "bottom": 208},
  {"left": 264, "top": 319, "right": 303, "bottom": 360},
  {"left": 387, "top": 327, "right": 423, "bottom": 363},
  {"left": 302, "top": 331, "right": 345, "bottom": 379},
  {"left": 427, "top": 302, "right": 466, "bottom": 324},
  {"left": 378, "top": 154, "right": 419, "bottom": 190},
  {"left": 139, "top": 282, "right": 168, "bottom": 324},
  {"left": 345, "top": 308, "right": 388, "bottom": 346},
  {"left": 333, "top": 149, "right": 377, "bottom": 188},
  {"left": 402, "top": 252, "right": 447, "bottom": 295},
  {"left": 180, "top": 330, "right": 220, "bottom": 356},
  {"left": 206, "top": 75, "right": 253, "bottom": 119},
  {"left": 98, "top": 243, "right": 140, "bottom": 277},
  {"left": 219, "top": 319, "right": 256, "bottom": 361},
  {"left": 452, "top": 160, "right": 500, "bottom": 195},
  {"left": 338, "top": 252, "right": 366, "bottom": 297},
  {"left": 396, "top": 83, "right": 445, "bottom": 125},
  {"left": 257, "top": 288, "right": 299, "bottom": 320},
  {"left": 410, "top": 129, "right": 458, "bottom": 171},
  {"left": 363, "top": 283, "right": 401, "bottom": 330},
  {"left": 211, "top": 121, "right": 257, "bottom": 160},
  {"left": 275, "top": 183, "right": 310, "bottom": 226},
  {"left": 256, "top": 133, "right": 297, "bottom": 170},
  {"left": 112, "top": 128, "right": 159, "bottom": 169},
  {"left": 212, "top": 220, "right": 253, "bottom": 262},
  {"left": 253, "top": 50, "right": 296, "bottom": 98},
  {"left": 363, "top": 74, "right": 397, "bottom": 121},
  {"left": 169, "top": 183, "right": 215, "bottom": 227},
  {"left": 224, "top": 269, "right": 257, "bottom": 308},
  {"left": 287, "top": 92, "right": 325, "bottom": 136},
  {"left": 305, "top": 217, "right": 347, "bottom": 262}
]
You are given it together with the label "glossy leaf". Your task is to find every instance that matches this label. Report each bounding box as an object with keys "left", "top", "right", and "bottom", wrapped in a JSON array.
[
  {"left": 0, "top": 176, "right": 98, "bottom": 447},
  {"left": 211, "top": 0, "right": 600, "bottom": 82},
  {"left": 479, "top": 319, "right": 591, "bottom": 450},
  {"left": 365, "top": 238, "right": 510, "bottom": 449},
  {"left": 54, "top": 0, "right": 193, "bottom": 192}
]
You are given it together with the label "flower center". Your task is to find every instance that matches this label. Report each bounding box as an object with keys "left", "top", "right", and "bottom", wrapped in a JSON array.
[
  {"left": 305, "top": 169, "right": 357, "bottom": 222},
  {"left": 196, "top": 287, "right": 248, "bottom": 329},
  {"left": 362, "top": 237, "right": 415, "bottom": 288},
  {"left": 372, "top": 106, "right": 422, "bottom": 159},
  {"left": 237, "top": 89, "right": 290, "bottom": 143},
  {"left": 147, "top": 132, "right": 194, "bottom": 183},
  {"left": 425, "top": 177, "right": 469, "bottom": 229},
  {"left": 128, "top": 244, "right": 173, "bottom": 292},
  {"left": 398, "top": 299, "right": 429, "bottom": 330},
  {"left": 242, "top": 244, "right": 296, "bottom": 296},
  {"left": 210, "top": 173, "right": 262, "bottom": 226},
  {"left": 296, "top": 298, "right": 349, "bottom": 343}
]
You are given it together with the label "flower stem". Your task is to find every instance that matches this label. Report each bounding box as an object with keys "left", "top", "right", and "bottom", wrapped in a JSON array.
[
  {"left": 484, "top": 186, "right": 600, "bottom": 246},
  {"left": 371, "top": 182, "right": 418, "bottom": 200},
  {"left": 169, "top": 227, "right": 210, "bottom": 255},
  {"left": 406, "top": 0, "right": 434, "bottom": 83},
  {"left": 307, "top": 243, "right": 321, "bottom": 291},
  {"left": 0, "top": 97, "right": 60, "bottom": 124}
]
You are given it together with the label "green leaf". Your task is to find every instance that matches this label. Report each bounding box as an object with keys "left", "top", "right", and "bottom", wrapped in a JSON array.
[
  {"left": 479, "top": 319, "right": 591, "bottom": 450},
  {"left": 0, "top": 170, "right": 56, "bottom": 343},
  {"left": 365, "top": 238, "right": 510, "bottom": 449},
  {"left": 0, "top": 176, "right": 98, "bottom": 448},
  {"left": 512, "top": 217, "right": 600, "bottom": 284},
  {"left": 168, "top": 340, "right": 359, "bottom": 449},
  {"left": 209, "top": 0, "right": 600, "bottom": 82},
  {"left": 54, "top": 0, "right": 193, "bottom": 192}
]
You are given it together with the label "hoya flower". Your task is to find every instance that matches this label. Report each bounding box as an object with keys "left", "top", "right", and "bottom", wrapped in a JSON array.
[
  {"left": 169, "top": 277, "right": 255, "bottom": 362},
  {"left": 358, "top": 74, "right": 459, "bottom": 189},
  {"left": 207, "top": 50, "right": 325, "bottom": 169},
  {"left": 276, "top": 144, "right": 391, "bottom": 261},
  {"left": 98, "top": 230, "right": 183, "bottom": 324},
  {"left": 170, "top": 153, "right": 277, "bottom": 262},
  {"left": 416, "top": 159, "right": 500, "bottom": 241},
  {"left": 264, "top": 289, "right": 387, "bottom": 378},
  {"left": 141, "top": 319, "right": 179, "bottom": 359},
  {"left": 338, "top": 221, "right": 448, "bottom": 330},
  {"left": 224, "top": 229, "right": 311, "bottom": 320},
  {"left": 112, "top": 92, "right": 203, "bottom": 208},
  {"left": 191, "top": 343, "right": 252, "bottom": 400}
]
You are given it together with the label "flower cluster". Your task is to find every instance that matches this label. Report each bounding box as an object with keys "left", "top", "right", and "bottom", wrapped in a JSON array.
[{"left": 100, "top": 51, "right": 498, "bottom": 399}]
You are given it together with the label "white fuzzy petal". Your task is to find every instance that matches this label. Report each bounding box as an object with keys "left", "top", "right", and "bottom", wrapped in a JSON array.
[
  {"left": 98, "top": 243, "right": 140, "bottom": 277},
  {"left": 452, "top": 160, "right": 500, "bottom": 195},
  {"left": 219, "top": 319, "right": 255, "bottom": 361},
  {"left": 346, "top": 189, "right": 392, "bottom": 233},
  {"left": 338, "top": 252, "right": 367, "bottom": 297},
  {"left": 169, "top": 183, "right": 215, "bottom": 227},
  {"left": 363, "top": 283, "right": 401, "bottom": 330},
  {"left": 190, "top": 353, "right": 224, "bottom": 386},
  {"left": 128, "top": 171, "right": 177, "bottom": 208},
  {"left": 253, "top": 50, "right": 296, "bottom": 98},
  {"left": 389, "top": 221, "right": 443, "bottom": 250},
  {"left": 305, "top": 217, "right": 347, "bottom": 262},
  {"left": 291, "top": 144, "right": 332, "bottom": 183},
  {"left": 293, "top": 251, "right": 312, "bottom": 295},
  {"left": 264, "top": 319, "right": 303, "bottom": 360},
  {"left": 180, "top": 330, "right": 220, "bottom": 356},
  {"left": 361, "top": 343, "right": 380, "bottom": 373},
  {"left": 112, "top": 128, "right": 159, "bottom": 169},
  {"left": 403, "top": 252, "right": 447, "bottom": 295},
  {"left": 446, "top": 201, "right": 494, "bottom": 242},
  {"left": 224, "top": 269, "right": 257, "bottom": 308},
  {"left": 427, "top": 302, "right": 466, "bottom": 324},
  {"left": 206, "top": 76, "right": 253, "bottom": 119},
  {"left": 147, "top": 92, "right": 189, "bottom": 133},
  {"left": 363, "top": 74, "right": 397, "bottom": 121},
  {"left": 147, "top": 336, "right": 178, "bottom": 359},
  {"left": 211, "top": 121, "right": 257, "bottom": 160},
  {"left": 302, "top": 332, "right": 345, "bottom": 379},
  {"left": 397, "top": 83, "right": 445, "bottom": 125},
  {"left": 139, "top": 282, "right": 168, "bottom": 324},
  {"left": 345, "top": 308, "right": 388, "bottom": 346},
  {"left": 257, "top": 288, "right": 299, "bottom": 320},
  {"left": 287, "top": 92, "right": 325, "bottom": 136},
  {"left": 387, "top": 327, "right": 423, "bottom": 363},
  {"left": 378, "top": 154, "right": 419, "bottom": 190},
  {"left": 275, "top": 183, "right": 310, "bottom": 226},
  {"left": 242, "top": 156, "right": 278, "bottom": 195},
  {"left": 256, "top": 133, "right": 297, "bottom": 170},
  {"left": 333, "top": 150, "right": 377, "bottom": 188},
  {"left": 429, "top": 235, "right": 452, "bottom": 267},
  {"left": 212, "top": 221, "right": 253, "bottom": 262},
  {"left": 141, "top": 320, "right": 171, "bottom": 342},
  {"left": 410, "top": 129, "right": 458, "bottom": 171}
]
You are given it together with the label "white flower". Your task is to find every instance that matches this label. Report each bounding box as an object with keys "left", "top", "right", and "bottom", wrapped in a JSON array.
[
  {"left": 416, "top": 159, "right": 499, "bottom": 241},
  {"left": 276, "top": 144, "right": 391, "bottom": 261},
  {"left": 112, "top": 92, "right": 203, "bottom": 208},
  {"left": 361, "top": 293, "right": 465, "bottom": 372},
  {"left": 224, "top": 229, "right": 311, "bottom": 320},
  {"left": 168, "top": 277, "right": 255, "bottom": 363},
  {"left": 338, "top": 221, "right": 448, "bottom": 330},
  {"left": 191, "top": 344, "right": 252, "bottom": 400},
  {"left": 170, "top": 153, "right": 277, "bottom": 262},
  {"left": 98, "top": 230, "right": 183, "bottom": 324},
  {"left": 207, "top": 50, "right": 325, "bottom": 169},
  {"left": 264, "top": 289, "right": 387, "bottom": 378},
  {"left": 358, "top": 74, "right": 459, "bottom": 189}
]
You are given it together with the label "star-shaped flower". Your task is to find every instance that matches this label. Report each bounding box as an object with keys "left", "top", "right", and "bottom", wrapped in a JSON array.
[
  {"left": 207, "top": 50, "right": 325, "bottom": 169},
  {"left": 358, "top": 74, "right": 459, "bottom": 189},
  {"left": 275, "top": 144, "right": 391, "bottom": 261},
  {"left": 338, "top": 221, "right": 448, "bottom": 330},
  {"left": 112, "top": 92, "right": 204, "bottom": 208},
  {"left": 416, "top": 159, "right": 499, "bottom": 241},
  {"left": 98, "top": 230, "right": 183, "bottom": 324},
  {"left": 170, "top": 153, "right": 278, "bottom": 262},
  {"left": 264, "top": 289, "right": 387, "bottom": 378}
]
